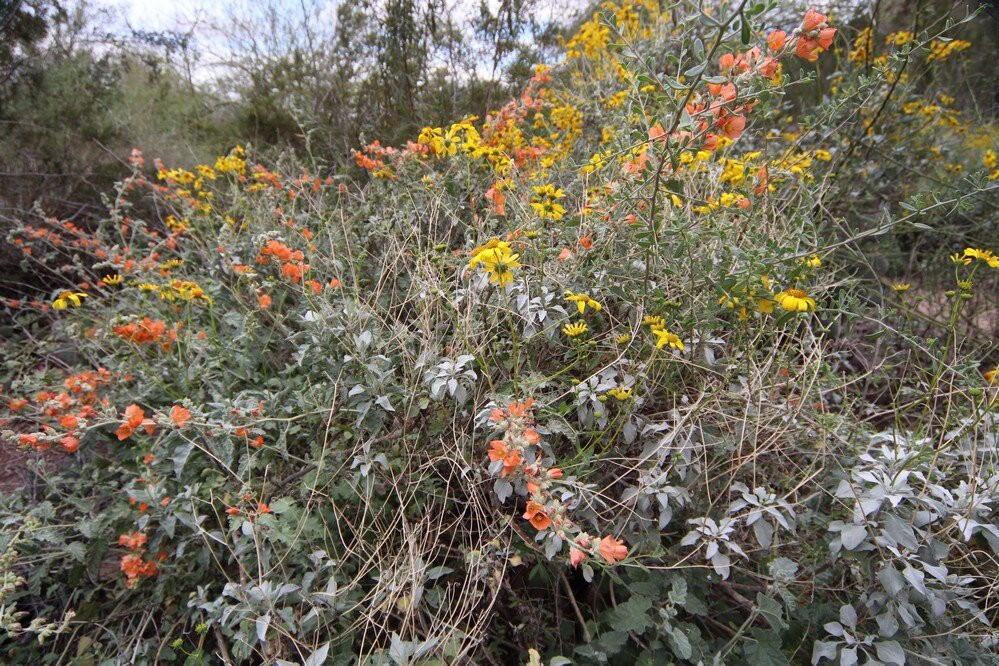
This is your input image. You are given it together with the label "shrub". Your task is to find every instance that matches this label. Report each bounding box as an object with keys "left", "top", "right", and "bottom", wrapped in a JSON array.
[{"left": 1, "top": 2, "right": 997, "bottom": 663}]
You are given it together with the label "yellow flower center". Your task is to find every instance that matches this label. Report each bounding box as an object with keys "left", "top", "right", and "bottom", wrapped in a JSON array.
[{"left": 787, "top": 289, "right": 806, "bottom": 298}]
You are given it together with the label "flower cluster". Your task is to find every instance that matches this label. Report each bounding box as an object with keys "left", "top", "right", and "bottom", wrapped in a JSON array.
[
  {"left": 468, "top": 239, "right": 522, "bottom": 286},
  {"left": 485, "top": 399, "right": 628, "bottom": 568}
]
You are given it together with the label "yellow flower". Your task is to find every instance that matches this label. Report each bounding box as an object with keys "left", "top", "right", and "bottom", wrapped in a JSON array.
[
  {"left": 564, "top": 290, "right": 602, "bottom": 314},
  {"left": 651, "top": 327, "right": 684, "bottom": 351},
  {"left": 642, "top": 315, "right": 665, "bottom": 329},
  {"left": 805, "top": 254, "right": 822, "bottom": 268},
  {"left": 957, "top": 280, "right": 972, "bottom": 291},
  {"left": 775, "top": 288, "right": 816, "bottom": 312},
  {"left": 962, "top": 248, "right": 999, "bottom": 268},
  {"left": 562, "top": 321, "right": 588, "bottom": 338},
  {"left": 468, "top": 239, "right": 512, "bottom": 267},
  {"left": 950, "top": 252, "right": 972, "bottom": 265},
  {"left": 52, "top": 291, "right": 87, "bottom": 309},
  {"left": 757, "top": 299, "right": 775, "bottom": 314},
  {"left": 892, "top": 283, "right": 911, "bottom": 292},
  {"left": 138, "top": 282, "right": 159, "bottom": 292},
  {"left": 718, "top": 293, "right": 740, "bottom": 309},
  {"left": 606, "top": 387, "right": 633, "bottom": 401},
  {"left": 984, "top": 150, "right": 997, "bottom": 171},
  {"left": 469, "top": 242, "right": 521, "bottom": 286},
  {"left": 214, "top": 146, "right": 246, "bottom": 175},
  {"left": 985, "top": 367, "right": 998, "bottom": 385},
  {"left": 530, "top": 184, "right": 567, "bottom": 220},
  {"left": 614, "top": 333, "right": 631, "bottom": 344}
]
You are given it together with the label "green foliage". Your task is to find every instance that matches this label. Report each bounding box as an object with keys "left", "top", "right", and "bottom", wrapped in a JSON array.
[{"left": 1, "top": 0, "right": 998, "bottom": 664}]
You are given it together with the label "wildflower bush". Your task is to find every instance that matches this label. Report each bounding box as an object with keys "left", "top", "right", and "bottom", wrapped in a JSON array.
[{"left": 2, "top": 2, "right": 998, "bottom": 664}]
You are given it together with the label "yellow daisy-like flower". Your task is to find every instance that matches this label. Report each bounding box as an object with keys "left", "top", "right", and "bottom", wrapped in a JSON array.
[
  {"left": 530, "top": 184, "right": 567, "bottom": 220},
  {"left": 985, "top": 367, "right": 998, "bottom": 385},
  {"left": 962, "top": 247, "right": 999, "bottom": 268},
  {"left": 564, "top": 290, "right": 602, "bottom": 314},
  {"left": 642, "top": 315, "right": 665, "bottom": 329},
  {"left": 775, "top": 288, "right": 816, "bottom": 312},
  {"left": 468, "top": 239, "right": 512, "bottom": 268},
  {"left": 950, "top": 252, "right": 972, "bottom": 266},
  {"left": 138, "top": 282, "right": 159, "bottom": 292},
  {"left": 614, "top": 333, "right": 631, "bottom": 344},
  {"left": 102, "top": 274, "right": 124, "bottom": 286},
  {"left": 805, "top": 254, "right": 822, "bottom": 268},
  {"left": 891, "top": 283, "right": 911, "bottom": 292},
  {"left": 651, "top": 327, "right": 684, "bottom": 351},
  {"left": 757, "top": 299, "right": 775, "bottom": 314},
  {"left": 52, "top": 291, "right": 87, "bottom": 309},
  {"left": 562, "top": 321, "right": 588, "bottom": 338},
  {"left": 469, "top": 241, "right": 521, "bottom": 287},
  {"left": 606, "top": 387, "right": 633, "bottom": 401}
]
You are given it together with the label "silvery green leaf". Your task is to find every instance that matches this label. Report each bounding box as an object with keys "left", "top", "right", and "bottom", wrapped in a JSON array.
[
  {"left": 877, "top": 566, "right": 905, "bottom": 596},
  {"left": 839, "top": 605, "right": 858, "bottom": 629},
  {"left": 840, "top": 525, "right": 868, "bottom": 551},
  {"left": 668, "top": 577, "right": 687, "bottom": 605},
  {"left": 874, "top": 641, "right": 905, "bottom": 665},
  {"left": 839, "top": 646, "right": 858, "bottom": 666},
  {"left": 902, "top": 565, "right": 927, "bottom": 595},
  {"left": 389, "top": 632, "right": 412, "bottom": 665},
  {"left": 876, "top": 611, "right": 899, "bottom": 638},
  {"left": 255, "top": 614, "right": 270, "bottom": 642},
  {"left": 811, "top": 641, "right": 839, "bottom": 664},
  {"left": 493, "top": 479, "right": 512, "bottom": 504},
  {"left": 710, "top": 552, "right": 731, "bottom": 578},
  {"left": 668, "top": 626, "right": 692, "bottom": 659},
  {"left": 374, "top": 395, "right": 394, "bottom": 411},
  {"left": 769, "top": 557, "right": 798, "bottom": 581},
  {"left": 823, "top": 622, "right": 845, "bottom": 638},
  {"left": 304, "top": 643, "right": 330, "bottom": 666},
  {"left": 754, "top": 519, "right": 775, "bottom": 548},
  {"left": 756, "top": 593, "right": 787, "bottom": 631}
]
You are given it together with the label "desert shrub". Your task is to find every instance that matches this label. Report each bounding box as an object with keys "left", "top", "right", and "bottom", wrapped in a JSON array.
[{"left": 1, "top": 1, "right": 998, "bottom": 664}]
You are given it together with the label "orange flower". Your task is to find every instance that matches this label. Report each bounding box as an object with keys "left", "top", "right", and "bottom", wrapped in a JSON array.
[
  {"left": 801, "top": 8, "right": 826, "bottom": 32},
  {"left": 250, "top": 436, "right": 264, "bottom": 448},
  {"left": 120, "top": 554, "right": 158, "bottom": 587},
  {"left": 60, "top": 435, "right": 79, "bottom": 452},
  {"left": 60, "top": 414, "right": 79, "bottom": 430},
  {"left": 257, "top": 502, "right": 272, "bottom": 515},
  {"left": 523, "top": 429, "right": 540, "bottom": 444},
  {"left": 597, "top": 535, "right": 628, "bottom": 564},
  {"left": 8, "top": 398, "right": 27, "bottom": 412},
  {"left": 258, "top": 293, "right": 272, "bottom": 309},
  {"left": 170, "top": 404, "right": 191, "bottom": 428},
  {"left": 488, "top": 439, "right": 522, "bottom": 476},
  {"left": 117, "top": 404, "right": 156, "bottom": 441},
  {"left": 569, "top": 547, "right": 587, "bottom": 568},
  {"left": 717, "top": 111, "right": 746, "bottom": 139},
  {"left": 507, "top": 398, "right": 535, "bottom": 419},
  {"left": 767, "top": 30, "right": 787, "bottom": 51},
  {"left": 118, "top": 531, "right": 148, "bottom": 550},
  {"left": 523, "top": 501, "right": 552, "bottom": 531},
  {"left": 226, "top": 506, "right": 240, "bottom": 515},
  {"left": 558, "top": 248, "right": 573, "bottom": 262},
  {"left": 579, "top": 234, "right": 594, "bottom": 250}
]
